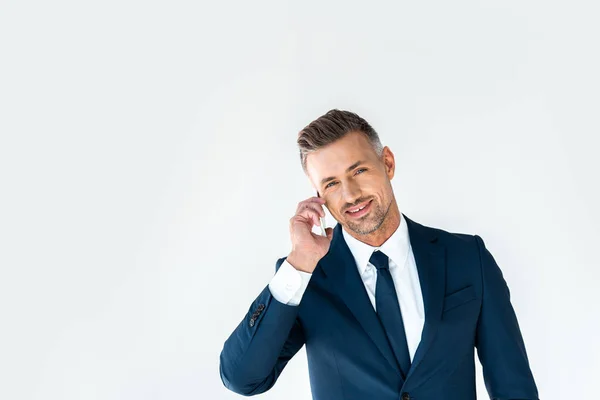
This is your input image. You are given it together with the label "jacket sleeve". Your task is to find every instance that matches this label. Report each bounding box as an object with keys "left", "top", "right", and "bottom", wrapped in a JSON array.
[
  {"left": 219, "top": 256, "right": 307, "bottom": 396},
  {"left": 474, "top": 235, "right": 540, "bottom": 400}
]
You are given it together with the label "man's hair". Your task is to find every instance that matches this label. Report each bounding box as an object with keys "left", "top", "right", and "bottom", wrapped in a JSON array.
[{"left": 297, "top": 109, "right": 383, "bottom": 174}]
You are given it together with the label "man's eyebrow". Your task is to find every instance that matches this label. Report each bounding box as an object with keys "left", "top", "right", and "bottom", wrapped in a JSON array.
[{"left": 320, "top": 160, "right": 365, "bottom": 186}]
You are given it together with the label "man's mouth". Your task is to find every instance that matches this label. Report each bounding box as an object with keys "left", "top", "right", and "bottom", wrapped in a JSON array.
[{"left": 345, "top": 200, "right": 372, "bottom": 218}]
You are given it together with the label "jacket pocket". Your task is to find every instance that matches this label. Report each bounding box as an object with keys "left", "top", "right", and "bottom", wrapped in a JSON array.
[{"left": 442, "top": 285, "right": 477, "bottom": 313}]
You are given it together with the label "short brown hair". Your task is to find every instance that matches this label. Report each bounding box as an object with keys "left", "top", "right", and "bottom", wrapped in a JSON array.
[{"left": 297, "top": 109, "right": 383, "bottom": 173}]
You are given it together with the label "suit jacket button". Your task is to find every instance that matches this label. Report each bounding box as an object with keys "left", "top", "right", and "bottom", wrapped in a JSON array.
[
  {"left": 257, "top": 304, "right": 265, "bottom": 311},
  {"left": 401, "top": 393, "right": 410, "bottom": 400},
  {"left": 249, "top": 318, "right": 255, "bottom": 327}
]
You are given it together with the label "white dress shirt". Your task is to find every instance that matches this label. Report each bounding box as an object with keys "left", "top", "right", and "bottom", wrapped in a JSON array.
[{"left": 269, "top": 213, "right": 425, "bottom": 361}]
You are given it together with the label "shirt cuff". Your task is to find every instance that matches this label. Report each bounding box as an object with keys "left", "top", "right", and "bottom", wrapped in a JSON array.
[{"left": 268, "top": 259, "right": 313, "bottom": 306}]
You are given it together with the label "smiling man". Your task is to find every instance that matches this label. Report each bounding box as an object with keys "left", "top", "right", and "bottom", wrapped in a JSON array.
[{"left": 219, "top": 109, "right": 539, "bottom": 400}]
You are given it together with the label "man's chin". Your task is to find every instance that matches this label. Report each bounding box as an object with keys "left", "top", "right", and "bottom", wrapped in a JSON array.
[{"left": 345, "top": 219, "right": 379, "bottom": 235}]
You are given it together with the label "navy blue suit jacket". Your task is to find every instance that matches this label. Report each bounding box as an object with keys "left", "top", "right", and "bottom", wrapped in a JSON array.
[{"left": 219, "top": 214, "right": 539, "bottom": 399}]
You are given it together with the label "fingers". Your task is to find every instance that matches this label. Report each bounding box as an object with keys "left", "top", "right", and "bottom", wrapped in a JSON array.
[
  {"left": 296, "top": 197, "right": 325, "bottom": 217},
  {"left": 300, "top": 206, "right": 321, "bottom": 227},
  {"left": 295, "top": 197, "right": 326, "bottom": 227}
]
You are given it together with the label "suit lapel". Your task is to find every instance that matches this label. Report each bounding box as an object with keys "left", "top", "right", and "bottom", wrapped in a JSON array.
[
  {"left": 319, "top": 222, "right": 403, "bottom": 379},
  {"left": 317, "top": 213, "right": 446, "bottom": 383},
  {"left": 403, "top": 214, "right": 446, "bottom": 382}
]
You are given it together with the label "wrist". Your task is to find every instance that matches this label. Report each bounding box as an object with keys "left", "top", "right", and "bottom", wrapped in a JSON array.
[{"left": 286, "top": 251, "right": 318, "bottom": 273}]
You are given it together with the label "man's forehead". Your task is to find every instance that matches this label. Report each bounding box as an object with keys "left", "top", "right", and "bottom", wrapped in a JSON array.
[{"left": 305, "top": 132, "right": 377, "bottom": 186}]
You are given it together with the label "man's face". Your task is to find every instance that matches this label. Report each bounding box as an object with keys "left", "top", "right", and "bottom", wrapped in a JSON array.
[{"left": 307, "top": 131, "right": 396, "bottom": 236}]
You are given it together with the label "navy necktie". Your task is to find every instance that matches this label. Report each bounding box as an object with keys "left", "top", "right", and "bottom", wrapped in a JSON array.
[{"left": 370, "top": 249, "right": 412, "bottom": 378}]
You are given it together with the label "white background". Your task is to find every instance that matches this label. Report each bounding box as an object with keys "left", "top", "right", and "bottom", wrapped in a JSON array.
[{"left": 1, "top": 1, "right": 598, "bottom": 399}]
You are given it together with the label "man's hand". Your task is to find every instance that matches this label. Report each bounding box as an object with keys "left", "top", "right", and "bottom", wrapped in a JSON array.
[{"left": 287, "top": 196, "right": 334, "bottom": 273}]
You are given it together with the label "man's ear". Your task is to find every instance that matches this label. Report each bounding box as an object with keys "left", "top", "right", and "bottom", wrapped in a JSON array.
[{"left": 382, "top": 146, "right": 395, "bottom": 180}]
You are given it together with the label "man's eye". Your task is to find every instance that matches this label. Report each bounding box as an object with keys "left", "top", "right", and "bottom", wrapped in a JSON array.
[{"left": 325, "top": 169, "right": 366, "bottom": 190}]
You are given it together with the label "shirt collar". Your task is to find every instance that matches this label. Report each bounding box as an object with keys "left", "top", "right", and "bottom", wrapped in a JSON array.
[{"left": 342, "top": 212, "right": 411, "bottom": 276}]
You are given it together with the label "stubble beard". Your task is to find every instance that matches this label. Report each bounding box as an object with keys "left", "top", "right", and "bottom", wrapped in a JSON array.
[{"left": 345, "top": 197, "right": 392, "bottom": 236}]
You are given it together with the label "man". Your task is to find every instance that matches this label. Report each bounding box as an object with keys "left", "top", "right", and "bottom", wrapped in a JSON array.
[{"left": 219, "top": 109, "right": 539, "bottom": 399}]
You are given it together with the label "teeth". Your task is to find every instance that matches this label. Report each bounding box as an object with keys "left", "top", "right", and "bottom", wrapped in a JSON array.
[{"left": 349, "top": 204, "right": 367, "bottom": 213}]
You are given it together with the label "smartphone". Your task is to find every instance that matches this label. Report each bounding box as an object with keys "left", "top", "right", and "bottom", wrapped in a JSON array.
[{"left": 316, "top": 190, "right": 327, "bottom": 236}]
